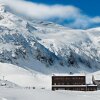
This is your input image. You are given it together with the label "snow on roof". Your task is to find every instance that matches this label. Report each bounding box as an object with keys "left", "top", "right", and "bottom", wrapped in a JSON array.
[
  {"left": 52, "top": 85, "right": 97, "bottom": 87},
  {"left": 52, "top": 73, "right": 85, "bottom": 76},
  {"left": 94, "top": 74, "right": 100, "bottom": 80}
]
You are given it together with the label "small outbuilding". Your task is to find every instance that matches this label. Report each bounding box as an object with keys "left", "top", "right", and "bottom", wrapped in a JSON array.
[{"left": 92, "top": 75, "right": 100, "bottom": 90}]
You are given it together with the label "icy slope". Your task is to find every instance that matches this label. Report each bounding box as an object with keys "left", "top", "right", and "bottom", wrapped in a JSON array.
[
  {"left": 0, "top": 62, "right": 100, "bottom": 88},
  {"left": 0, "top": 62, "right": 51, "bottom": 88},
  {"left": 37, "top": 27, "right": 100, "bottom": 70},
  {"left": 0, "top": 4, "right": 62, "bottom": 74},
  {"left": 0, "top": 3, "right": 100, "bottom": 74}
]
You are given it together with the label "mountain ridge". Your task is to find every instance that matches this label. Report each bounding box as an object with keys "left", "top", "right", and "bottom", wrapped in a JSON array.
[{"left": 0, "top": 4, "right": 100, "bottom": 74}]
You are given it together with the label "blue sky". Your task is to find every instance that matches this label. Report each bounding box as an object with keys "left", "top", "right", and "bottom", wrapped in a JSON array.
[
  {"left": 1, "top": 0, "right": 100, "bottom": 29},
  {"left": 26, "top": 0, "right": 100, "bottom": 17},
  {"left": 24, "top": 0, "right": 100, "bottom": 29}
]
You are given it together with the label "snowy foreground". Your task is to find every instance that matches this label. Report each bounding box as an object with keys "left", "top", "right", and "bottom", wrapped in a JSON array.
[
  {"left": 0, "top": 87, "right": 100, "bottom": 100},
  {"left": 0, "top": 62, "right": 100, "bottom": 100}
]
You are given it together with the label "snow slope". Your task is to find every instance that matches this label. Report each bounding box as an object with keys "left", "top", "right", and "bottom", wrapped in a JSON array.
[
  {"left": 0, "top": 3, "right": 100, "bottom": 87},
  {"left": 0, "top": 87, "right": 100, "bottom": 100},
  {"left": 0, "top": 62, "right": 100, "bottom": 88},
  {"left": 0, "top": 66, "right": 100, "bottom": 100},
  {"left": 0, "top": 67, "right": 99, "bottom": 100},
  {"left": 0, "top": 62, "right": 51, "bottom": 88},
  {"left": 0, "top": 4, "right": 100, "bottom": 73}
]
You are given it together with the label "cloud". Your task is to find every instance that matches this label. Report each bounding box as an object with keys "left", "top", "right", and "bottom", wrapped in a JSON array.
[
  {"left": 0, "top": 0, "right": 80, "bottom": 19},
  {"left": 0, "top": 0, "right": 100, "bottom": 29}
]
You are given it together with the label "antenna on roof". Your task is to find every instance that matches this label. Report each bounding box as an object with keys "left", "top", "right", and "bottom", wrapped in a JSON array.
[{"left": 52, "top": 73, "right": 55, "bottom": 76}]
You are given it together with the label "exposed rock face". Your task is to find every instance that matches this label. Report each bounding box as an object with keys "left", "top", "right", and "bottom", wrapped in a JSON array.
[{"left": 0, "top": 3, "right": 100, "bottom": 73}]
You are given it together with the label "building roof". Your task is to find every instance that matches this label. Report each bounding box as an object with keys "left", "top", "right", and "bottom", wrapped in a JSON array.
[
  {"left": 52, "top": 73, "right": 85, "bottom": 77},
  {"left": 52, "top": 85, "right": 97, "bottom": 87},
  {"left": 93, "top": 74, "right": 100, "bottom": 80}
]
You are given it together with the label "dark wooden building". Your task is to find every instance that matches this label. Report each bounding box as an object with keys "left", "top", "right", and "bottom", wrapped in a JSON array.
[
  {"left": 52, "top": 76, "right": 86, "bottom": 85},
  {"left": 52, "top": 75, "right": 97, "bottom": 91}
]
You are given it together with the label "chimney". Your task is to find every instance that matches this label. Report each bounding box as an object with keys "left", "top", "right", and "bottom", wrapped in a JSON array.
[{"left": 92, "top": 75, "right": 95, "bottom": 83}]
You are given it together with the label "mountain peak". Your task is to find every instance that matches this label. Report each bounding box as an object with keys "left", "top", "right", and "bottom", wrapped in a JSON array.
[{"left": 0, "top": 3, "right": 7, "bottom": 12}]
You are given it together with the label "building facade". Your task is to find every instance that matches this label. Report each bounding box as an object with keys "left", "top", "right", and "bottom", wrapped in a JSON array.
[{"left": 52, "top": 75, "right": 97, "bottom": 91}]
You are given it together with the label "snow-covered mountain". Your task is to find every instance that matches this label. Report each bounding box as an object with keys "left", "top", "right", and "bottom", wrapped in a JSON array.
[
  {"left": 0, "top": 3, "right": 100, "bottom": 75},
  {"left": 1, "top": 3, "right": 100, "bottom": 100}
]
